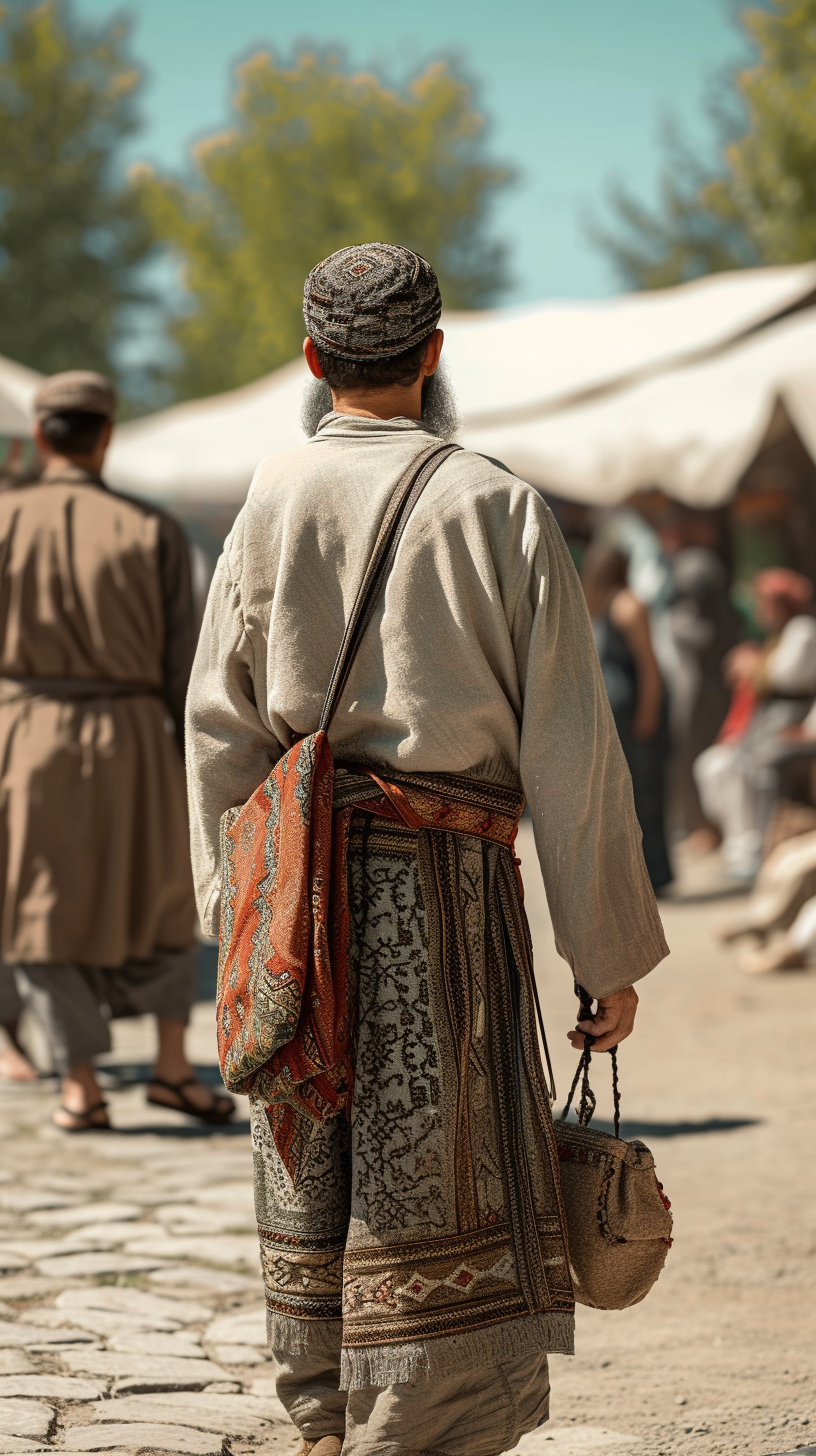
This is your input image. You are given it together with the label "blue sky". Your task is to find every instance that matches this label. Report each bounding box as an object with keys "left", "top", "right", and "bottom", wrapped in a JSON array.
[{"left": 75, "top": 0, "right": 746, "bottom": 305}]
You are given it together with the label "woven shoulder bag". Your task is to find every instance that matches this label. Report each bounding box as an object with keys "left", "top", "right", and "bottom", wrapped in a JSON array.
[{"left": 553, "top": 987, "right": 673, "bottom": 1310}]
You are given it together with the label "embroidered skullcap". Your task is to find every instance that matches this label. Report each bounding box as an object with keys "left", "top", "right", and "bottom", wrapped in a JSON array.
[
  {"left": 34, "top": 370, "right": 117, "bottom": 422},
  {"left": 754, "top": 568, "right": 814, "bottom": 609},
  {"left": 303, "top": 243, "right": 442, "bottom": 360}
]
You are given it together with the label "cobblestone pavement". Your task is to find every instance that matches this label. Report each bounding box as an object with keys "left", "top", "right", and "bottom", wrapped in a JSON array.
[
  {"left": 0, "top": 984, "right": 299, "bottom": 1456},
  {"left": 1, "top": 826, "right": 814, "bottom": 1456}
]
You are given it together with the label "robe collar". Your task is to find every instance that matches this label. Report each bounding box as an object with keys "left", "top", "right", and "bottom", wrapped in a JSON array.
[
  {"left": 39, "top": 459, "right": 106, "bottom": 489},
  {"left": 314, "top": 412, "right": 433, "bottom": 441}
]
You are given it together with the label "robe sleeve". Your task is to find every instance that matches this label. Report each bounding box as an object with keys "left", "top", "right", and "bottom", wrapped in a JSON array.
[
  {"left": 514, "top": 502, "right": 669, "bottom": 999},
  {"left": 185, "top": 550, "right": 283, "bottom": 934}
]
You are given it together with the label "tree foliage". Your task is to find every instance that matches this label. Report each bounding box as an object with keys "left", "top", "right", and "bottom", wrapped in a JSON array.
[
  {"left": 136, "top": 51, "right": 512, "bottom": 399},
  {"left": 595, "top": 1, "right": 816, "bottom": 289},
  {"left": 0, "top": 1, "right": 150, "bottom": 379}
]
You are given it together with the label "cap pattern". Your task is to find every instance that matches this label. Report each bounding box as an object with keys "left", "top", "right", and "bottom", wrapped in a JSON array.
[{"left": 303, "top": 243, "right": 442, "bottom": 361}]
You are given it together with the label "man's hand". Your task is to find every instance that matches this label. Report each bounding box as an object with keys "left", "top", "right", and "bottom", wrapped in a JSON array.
[{"left": 567, "top": 986, "right": 639, "bottom": 1053}]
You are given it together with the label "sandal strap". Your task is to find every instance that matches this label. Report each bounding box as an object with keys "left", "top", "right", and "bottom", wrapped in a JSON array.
[
  {"left": 58, "top": 1100, "right": 107, "bottom": 1120},
  {"left": 148, "top": 1076, "right": 198, "bottom": 1094}
]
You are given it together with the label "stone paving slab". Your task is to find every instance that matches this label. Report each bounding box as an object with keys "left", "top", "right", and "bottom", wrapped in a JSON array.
[
  {"left": 204, "top": 1310, "right": 266, "bottom": 1347},
  {"left": 107, "top": 1333, "right": 203, "bottom": 1358},
  {"left": 59, "top": 1351, "right": 228, "bottom": 1386},
  {"left": 85, "top": 1392, "right": 274, "bottom": 1435},
  {"left": 0, "top": 1252, "right": 28, "bottom": 1272},
  {"left": 0, "top": 1350, "right": 34, "bottom": 1373},
  {"left": 0, "top": 1241, "right": 99, "bottom": 1262},
  {"left": 33, "top": 1309, "right": 183, "bottom": 1337},
  {"left": 147, "top": 1267, "right": 255, "bottom": 1295},
  {"left": 63, "top": 1223, "right": 169, "bottom": 1248},
  {"left": 122, "top": 1235, "right": 258, "bottom": 1267},
  {"left": 0, "top": 1277, "right": 67, "bottom": 1300},
  {"left": 62, "top": 1424, "right": 223, "bottom": 1454},
  {"left": 0, "top": 1397, "right": 54, "bottom": 1438},
  {"left": 0, "top": 1192, "right": 81, "bottom": 1213},
  {"left": 152, "top": 1206, "right": 254, "bottom": 1234},
  {"left": 207, "top": 1344, "right": 265, "bottom": 1368},
  {"left": 35, "top": 1252, "right": 169, "bottom": 1279},
  {"left": 0, "top": 1375, "right": 106, "bottom": 1400},
  {"left": 27, "top": 1204, "right": 143, "bottom": 1229},
  {"left": 0, "top": 1322, "right": 95, "bottom": 1347},
  {"left": 56, "top": 1288, "right": 212, "bottom": 1325}
]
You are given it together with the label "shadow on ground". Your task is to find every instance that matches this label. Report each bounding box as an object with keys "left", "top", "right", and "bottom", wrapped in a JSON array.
[{"left": 573, "top": 1116, "right": 761, "bottom": 1139}]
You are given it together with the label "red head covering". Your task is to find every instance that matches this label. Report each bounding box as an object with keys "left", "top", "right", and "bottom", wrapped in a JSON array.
[{"left": 754, "top": 568, "right": 814, "bottom": 610}]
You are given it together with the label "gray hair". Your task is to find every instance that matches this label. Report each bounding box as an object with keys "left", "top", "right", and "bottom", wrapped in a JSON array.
[{"left": 300, "top": 360, "right": 460, "bottom": 442}]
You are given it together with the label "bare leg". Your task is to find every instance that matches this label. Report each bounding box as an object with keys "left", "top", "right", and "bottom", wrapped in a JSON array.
[
  {"left": 53, "top": 1061, "right": 109, "bottom": 1129},
  {"left": 148, "top": 1018, "right": 233, "bottom": 1118},
  {"left": 0, "top": 1022, "right": 38, "bottom": 1082}
]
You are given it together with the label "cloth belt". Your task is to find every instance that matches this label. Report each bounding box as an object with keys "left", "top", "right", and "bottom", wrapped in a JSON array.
[{"left": 333, "top": 764, "right": 523, "bottom": 850}]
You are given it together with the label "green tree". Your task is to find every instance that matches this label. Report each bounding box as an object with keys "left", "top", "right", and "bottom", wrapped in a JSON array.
[
  {"left": 595, "top": 1, "right": 816, "bottom": 289},
  {"left": 136, "top": 51, "right": 512, "bottom": 399},
  {"left": 0, "top": 0, "right": 149, "bottom": 380}
]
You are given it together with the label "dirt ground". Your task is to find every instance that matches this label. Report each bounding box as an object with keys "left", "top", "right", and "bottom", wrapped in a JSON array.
[
  {"left": 515, "top": 821, "right": 816, "bottom": 1456},
  {"left": 0, "top": 829, "right": 814, "bottom": 1456}
]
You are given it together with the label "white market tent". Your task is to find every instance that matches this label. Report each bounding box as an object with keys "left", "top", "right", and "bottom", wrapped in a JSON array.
[
  {"left": 6, "top": 262, "right": 816, "bottom": 508},
  {"left": 0, "top": 354, "right": 43, "bottom": 438}
]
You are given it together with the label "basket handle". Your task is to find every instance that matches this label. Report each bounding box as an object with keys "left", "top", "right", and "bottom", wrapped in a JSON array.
[{"left": 559, "top": 983, "right": 621, "bottom": 1138}]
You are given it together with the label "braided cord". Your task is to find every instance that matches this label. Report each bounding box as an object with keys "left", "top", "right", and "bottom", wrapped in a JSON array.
[{"left": 559, "top": 982, "right": 622, "bottom": 1137}]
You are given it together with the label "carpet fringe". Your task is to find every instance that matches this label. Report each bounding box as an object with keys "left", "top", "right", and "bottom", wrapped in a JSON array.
[
  {"left": 266, "top": 1309, "right": 343, "bottom": 1358},
  {"left": 339, "top": 1311, "right": 574, "bottom": 1391}
]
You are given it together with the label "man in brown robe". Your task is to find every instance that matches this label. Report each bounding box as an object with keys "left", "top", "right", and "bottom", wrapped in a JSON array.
[{"left": 0, "top": 370, "right": 233, "bottom": 1128}]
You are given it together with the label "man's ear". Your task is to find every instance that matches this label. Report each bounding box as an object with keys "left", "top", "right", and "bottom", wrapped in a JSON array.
[
  {"left": 421, "top": 329, "right": 444, "bottom": 377},
  {"left": 303, "top": 338, "right": 325, "bottom": 379}
]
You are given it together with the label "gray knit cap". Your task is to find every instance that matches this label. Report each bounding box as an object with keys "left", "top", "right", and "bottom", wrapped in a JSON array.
[{"left": 303, "top": 243, "right": 442, "bottom": 360}]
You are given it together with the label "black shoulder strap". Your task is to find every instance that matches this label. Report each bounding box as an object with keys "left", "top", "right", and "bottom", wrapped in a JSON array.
[{"left": 319, "top": 440, "right": 460, "bottom": 733}]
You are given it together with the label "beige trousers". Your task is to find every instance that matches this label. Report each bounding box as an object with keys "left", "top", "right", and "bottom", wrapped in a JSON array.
[
  {"left": 0, "top": 949, "right": 198, "bottom": 1073},
  {"left": 271, "top": 1338, "right": 550, "bottom": 1456}
]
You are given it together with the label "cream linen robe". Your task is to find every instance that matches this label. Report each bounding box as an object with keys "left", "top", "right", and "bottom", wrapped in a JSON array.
[{"left": 187, "top": 413, "right": 667, "bottom": 999}]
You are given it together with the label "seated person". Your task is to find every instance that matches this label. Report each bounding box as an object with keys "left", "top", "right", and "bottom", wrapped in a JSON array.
[{"left": 694, "top": 568, "right": 816, "bottom": 879}]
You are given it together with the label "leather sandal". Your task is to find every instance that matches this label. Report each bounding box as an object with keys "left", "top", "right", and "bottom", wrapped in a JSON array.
[
  {"left": 52, "top": 1100, "right": 110, "bottom": 1132},
  {"left": 147, "top": 1076, "right": 235, "bottom": 1125}
]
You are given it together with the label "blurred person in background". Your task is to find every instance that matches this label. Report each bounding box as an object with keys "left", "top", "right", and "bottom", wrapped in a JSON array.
[
  {"left": 693, "top": 568, "right": 816, "bottom": 881},
  {"left": 581, "top": 542, "right": 673, "bottom": 892},
  {"left": 720, "top": 801, "right": 816, "bottom": 973},
  {"left": 0, "top": 371, "right": 233, "bottom": 1129},
  {"left": 660, "top": 505, "right": 742, "bottom": 849}
]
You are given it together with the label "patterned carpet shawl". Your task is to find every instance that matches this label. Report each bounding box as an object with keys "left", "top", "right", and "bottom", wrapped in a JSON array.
[{"left": 216, "top": 442, "right": 460, "bottom": 1174}]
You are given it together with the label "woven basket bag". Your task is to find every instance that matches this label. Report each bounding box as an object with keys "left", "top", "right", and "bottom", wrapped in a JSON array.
[{"left": 553, "top": 993, "right": 673, "bottom": 1311}]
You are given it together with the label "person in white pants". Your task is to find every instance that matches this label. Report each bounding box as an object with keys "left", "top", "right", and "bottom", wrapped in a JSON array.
[{"left": 694, "top": 569, "right": 816, "bottom": 880}]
